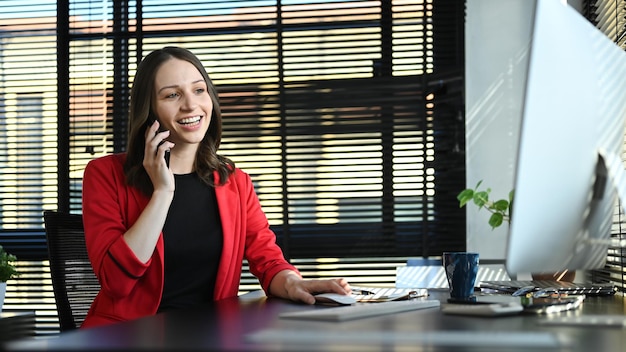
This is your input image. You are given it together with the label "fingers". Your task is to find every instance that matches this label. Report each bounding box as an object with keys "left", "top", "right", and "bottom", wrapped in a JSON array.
[
  {"left": 336, "top": 278, "right": 351, "bottom": 292},
  {"left": 146, "top": 120, "right": 169, "bottom": 149},
  {"left": 299, "top": 290, "right": 316, "bottom": 305},
  {"left": 144, "top": 119, "right": 161, "bottom": 144},
  {"left": 323, "top": 278, "right": 351, "bottom": 294},
  {"left": 145, "top": 120, "right": 174, "bottom": 164},
  {"left": 142, "top": 120, "right": 175, "bottom": 192},
  {"left": 290, "top": 278, "right": 352, "bottom": 305}
]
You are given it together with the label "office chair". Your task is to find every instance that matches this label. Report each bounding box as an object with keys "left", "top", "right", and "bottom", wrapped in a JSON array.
[{"left": 43, "top": 210, "right": 100, "bottom": 331}]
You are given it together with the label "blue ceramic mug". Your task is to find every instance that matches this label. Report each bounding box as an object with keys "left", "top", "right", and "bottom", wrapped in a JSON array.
[{"left": 443, "top": 252, "right": 479, "bottom": 299}]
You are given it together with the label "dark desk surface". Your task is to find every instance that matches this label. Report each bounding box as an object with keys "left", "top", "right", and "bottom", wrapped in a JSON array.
[
  {"left": 0, "top": 311, "right": 36, "bottom": 343},
  {"left": 4, "top": 289, "right": 626, "bottom": 351}
]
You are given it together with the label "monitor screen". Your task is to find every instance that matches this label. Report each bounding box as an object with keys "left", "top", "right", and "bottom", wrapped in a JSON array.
[{"left": 505, "top": 0, "right": 626, "bottom": 275}]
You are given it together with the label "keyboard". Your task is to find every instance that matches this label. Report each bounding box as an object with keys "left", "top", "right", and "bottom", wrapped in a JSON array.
[
  {"left": 248, "top": 329, "right": 566, "bottom": 349},
  {"left": 479, "top": 280, "right": 617, "bottom": 296},
  {"left": 279, "top": 299, "right": 441, "bottom": 322}
]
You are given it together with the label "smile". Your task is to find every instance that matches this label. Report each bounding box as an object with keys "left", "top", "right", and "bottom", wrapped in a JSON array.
[{"left": 178, "top": 116, "right": 202, "bottom": 125}]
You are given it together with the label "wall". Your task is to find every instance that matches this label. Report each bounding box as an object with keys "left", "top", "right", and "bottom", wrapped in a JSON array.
[
  {"left": 465, "top": 0, "right": 533, "bottom": 259},
  {"left": 465, "top": 0, "right": 582, "bottom": 262}
]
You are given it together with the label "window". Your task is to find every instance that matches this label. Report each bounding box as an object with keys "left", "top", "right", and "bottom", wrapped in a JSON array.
[
  {"left": 0, "top": 0, "right": 466, "bottom": 334},
  {"left": 57, "top": 0, "right": 466, "bottom": 258},
  {"left": 583, "top": 0, "right": 626, "bottom": 293}
]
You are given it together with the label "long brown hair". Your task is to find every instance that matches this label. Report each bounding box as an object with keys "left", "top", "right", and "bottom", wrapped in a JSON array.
[{"left": 124, "top": 46, "right": 235, "bottom": 196}]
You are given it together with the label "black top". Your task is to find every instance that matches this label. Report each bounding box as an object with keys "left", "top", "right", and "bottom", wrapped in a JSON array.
[{"left": 158, "top": 173, "right": 223, "bottom": 312}]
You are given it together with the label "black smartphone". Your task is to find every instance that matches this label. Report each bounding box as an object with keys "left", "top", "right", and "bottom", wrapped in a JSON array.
[{"left": 150, "top": 114, "right": 170, "bottom": 167}]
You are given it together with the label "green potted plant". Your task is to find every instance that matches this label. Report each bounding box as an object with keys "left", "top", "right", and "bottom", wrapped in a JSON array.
[
  {"left": 457, "top": 181, "right": 574, "bottom": 281},
  {"left": 0, "top": 244, "right": 19, "bottom": 312},
  {"left": 457, "top": 180, "right": 513, "bottom": 229}
]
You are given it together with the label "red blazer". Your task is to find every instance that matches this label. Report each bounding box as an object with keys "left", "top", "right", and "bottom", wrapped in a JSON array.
[{"left": 80, "top": 153, "right": 298, "bottom": 328}]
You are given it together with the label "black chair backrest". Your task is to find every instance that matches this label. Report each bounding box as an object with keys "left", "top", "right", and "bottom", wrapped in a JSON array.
[{"left": 43, "top": 210, "right": 100, "bottom": 331}]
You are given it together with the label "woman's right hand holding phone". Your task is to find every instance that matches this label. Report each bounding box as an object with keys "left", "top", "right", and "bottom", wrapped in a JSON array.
[
  {"left": 123, "top": 120, "right": 176, "bottom": 263},
  {"left": 143, "top": 120, "right": 175, "bottom": 193}
]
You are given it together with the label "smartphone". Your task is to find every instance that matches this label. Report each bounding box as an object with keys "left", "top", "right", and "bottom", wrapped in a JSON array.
[
  {"left": 522, "top": 296, "right": 584, "bottom": 314},
  {"left": 150, "top": 114, "right": 170, "bottom": 167},
  {"left": 447, "top": 294, "right": 523, "bottom": 305},
  {"left": 441, "top": 302, "right": 524, "bottom": 316}
]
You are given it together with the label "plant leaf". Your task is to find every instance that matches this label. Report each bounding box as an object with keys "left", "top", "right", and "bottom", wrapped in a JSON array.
[
  {"left": 491, "top": 199, "right": 509, "bottom": 212},
  {"left": 473, "top": 191, "right": 489, "bottom": 208},
  {"left": 489, "top": 213, "right": 504, "bottom": 229},
  {"left": 457, "top": 189, "right": 474, "bottom": 207}
]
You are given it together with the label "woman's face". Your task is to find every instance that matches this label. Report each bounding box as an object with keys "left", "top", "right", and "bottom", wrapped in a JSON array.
[{"left": 152, "top": 58, "right": 212, "bottom": 148}]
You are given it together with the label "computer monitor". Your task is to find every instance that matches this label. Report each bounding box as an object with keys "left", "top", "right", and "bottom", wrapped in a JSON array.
[{"left": 505, "top": 0, "right": 626, "bottom": 275}]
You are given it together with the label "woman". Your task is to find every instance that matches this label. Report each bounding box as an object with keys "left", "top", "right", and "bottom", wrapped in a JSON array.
[{"left": 81, "top": 46, "right": 350, "bottom": 328}]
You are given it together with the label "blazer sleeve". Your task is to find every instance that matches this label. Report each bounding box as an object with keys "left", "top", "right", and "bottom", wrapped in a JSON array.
[
  {"left": 236, "top": 170, "right": 300, "bottom": 293},
  {"left": 82, "top": 155, "right": 154, "bottom": 299}
]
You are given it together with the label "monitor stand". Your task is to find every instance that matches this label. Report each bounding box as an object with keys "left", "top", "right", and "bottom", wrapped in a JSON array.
[{"left": 587, "top": 150, "right": 626, "bottom": 248}]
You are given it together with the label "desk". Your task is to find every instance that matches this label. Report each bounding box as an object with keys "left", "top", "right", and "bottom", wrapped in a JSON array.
[
  {"left": 0, "top": 311, "right": 35, "bottom": 342},
  {"left": 4, "top": 289, "right": 626, "bottom": 351}
]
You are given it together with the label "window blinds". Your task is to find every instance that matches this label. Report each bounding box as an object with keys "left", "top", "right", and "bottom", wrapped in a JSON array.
[
  {"left": 59, "top": 0, "right": 467, "bottom": 259},
  {"left": 0, "top": 0, "right": 466, "bottom": 334},
  {"left": 583, "top": 0, "right": 626, "bottom": 294}
]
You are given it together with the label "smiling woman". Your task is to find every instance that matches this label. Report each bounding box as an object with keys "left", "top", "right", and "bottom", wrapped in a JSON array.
[
  {"left": 79, "top": 46, "right": 352, "bottom": 329},
  {"left": 151, "top": 59, "right": 213, "bottom": 174}
]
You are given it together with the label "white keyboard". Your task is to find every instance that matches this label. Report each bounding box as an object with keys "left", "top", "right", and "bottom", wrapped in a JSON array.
[
  {"left": 248, "top": 329, "right": 566, "bottom": 348},
  {"left": 280, "top": 299, "right": 441, "bottom": 322}
]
